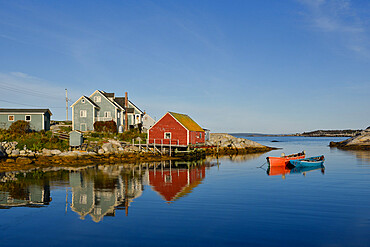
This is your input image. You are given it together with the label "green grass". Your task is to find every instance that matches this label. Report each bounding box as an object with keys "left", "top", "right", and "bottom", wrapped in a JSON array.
[{"left": 0, "top": 129, "right": 69, "bottom": 151}]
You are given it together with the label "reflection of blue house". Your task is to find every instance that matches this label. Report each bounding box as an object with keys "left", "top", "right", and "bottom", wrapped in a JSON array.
[
  {"left": 69, "top": 169, "right": 143, "bottom": 222},
  {"left": 69, "top": 172, "right": 95, "bottom": 220}
]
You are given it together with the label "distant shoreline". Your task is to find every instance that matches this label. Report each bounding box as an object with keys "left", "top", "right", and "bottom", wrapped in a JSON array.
[{"left": 231, "top": 129, "right": 363, "bottom": 138}]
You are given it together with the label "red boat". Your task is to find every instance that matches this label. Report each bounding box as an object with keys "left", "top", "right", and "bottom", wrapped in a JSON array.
[{"left": 267, "top": 151, "right": 305, "bottom": 166}]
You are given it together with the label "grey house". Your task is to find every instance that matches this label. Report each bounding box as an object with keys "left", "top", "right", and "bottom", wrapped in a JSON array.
[
  {"left": 71, "top": 90, "right": 144, "bottom": 132},
  {"left": 0, "top": 109, "right": 52, "bottom": 131}
]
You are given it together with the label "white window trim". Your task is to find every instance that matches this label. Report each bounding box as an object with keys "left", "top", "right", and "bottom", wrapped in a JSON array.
[
  {"left": 94, "top": 96, "right": 101, "bottom": 102},
  {"left": 81, "top": 99, "right": 85, "bottom": 103},
  {"left": 104, "top": 111, "right": 111, "bottom": 118},
  {"left": 8, "top": 115, "right": 14, "bottom": 121},
  {"left": 25, "top": 115, "right": 31, "bottom": 121},
  {"left": 164, "top": 132, "right": 171, "bottom": 139},
  {"left": 80, "top": 110, "right": 87, "bottom": 118}
]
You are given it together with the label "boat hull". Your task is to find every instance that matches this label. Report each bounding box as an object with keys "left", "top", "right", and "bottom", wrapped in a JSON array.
[
  {"left": 289, "top": 156, "right": 325, "bottom": 168},
  {"left": 267, "top": 155, "right": 305, "bottom": 166}
]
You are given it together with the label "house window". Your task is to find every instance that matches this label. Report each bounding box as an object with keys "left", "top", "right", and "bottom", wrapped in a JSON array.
[
  {"left": 80, "top": 194, "right": 87, "bottom": 204},
  {"left": 104, "top": 111, "right": 111, "bottom": 118},
  {"left": 80, "top": 123, "right": 87, "bottom": 131},
  {"left": 8, "top": 115, "right": 14, "bottom": 121},
  {"left": 81, "top": 99, "right": 85, "bottom": 103},
  {"left": 94, "top": 96, "right": 101, "bottom": 102},
  {"left": 94, "top": 207, "right": 102, "bottom": 215},
  {"left": 25, "top": 115, "right": 31, "bottom": 121},
  {"left": 199, "top": 133, "right": 202, "bottom": 138},
  {"left": 164, "top": 132, "right": 171, "bottom": 139},
  {"left": 80, "top": 110, "right": 87, "bottom": 117}
]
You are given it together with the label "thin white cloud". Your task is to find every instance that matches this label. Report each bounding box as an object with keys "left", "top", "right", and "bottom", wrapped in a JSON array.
[
  {"left": 0, "top": 72, "right": 83, "bottom": 120},
  {"left": 298, "top": 0, "right": 370, "bottom": 57}
]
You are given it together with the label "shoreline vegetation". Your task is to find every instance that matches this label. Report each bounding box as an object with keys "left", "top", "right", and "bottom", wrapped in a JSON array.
[{"left": 0, "top": 127, "right": 274, "bottom": 172}]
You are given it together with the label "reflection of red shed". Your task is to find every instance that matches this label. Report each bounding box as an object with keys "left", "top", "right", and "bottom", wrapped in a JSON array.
[
  {"left": 148, "top": 112, "right": 205, "bottom": 146},
  {"left": 149, "top": 166, "right": 206, "bottom": 202}
]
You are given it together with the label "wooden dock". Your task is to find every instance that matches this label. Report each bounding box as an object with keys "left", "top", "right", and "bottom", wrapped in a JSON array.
[{"left": 130, "top": 141, "right": 206, "bottom": 159}]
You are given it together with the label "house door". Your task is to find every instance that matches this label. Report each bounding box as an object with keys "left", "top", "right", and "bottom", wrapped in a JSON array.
[{"left": 80, "top": 123, "right": 86, "bottom": 131}]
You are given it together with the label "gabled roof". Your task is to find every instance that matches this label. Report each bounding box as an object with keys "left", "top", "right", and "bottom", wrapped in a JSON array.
[
  {"left": 71, "top": 96, "right": 99, "bottom": 108},
  {"left": 84, "top": 97, "right": 99, "bottom": 108},
  {"left": 89, "top": 90, "right": 124, "bottom": 110},
  {"left": 101, "top": 92, "right": 115, "bottom": 98},
  {"left": 0, "top": 108, "right": 52, "bottom": 115},
  {"left": 114, "top": 97, "right": 143, "bottom": 114},
  {"left": 168, "top": 112, "right": 204, "bottom": 132}
]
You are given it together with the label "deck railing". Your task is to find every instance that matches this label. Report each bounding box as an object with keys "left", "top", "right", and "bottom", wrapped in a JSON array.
[
  {"left": 96, "top": 117, "right": 113, "bottom": 121},
  {"left": 148, "top": 139, "right": 180, "bottom": 146}
]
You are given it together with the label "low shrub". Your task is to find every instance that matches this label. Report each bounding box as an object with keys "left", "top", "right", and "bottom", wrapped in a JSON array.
[
  {"left": 119, "top": 128, "right": 147, "bottom": 142},
  {"left": 9, "top": 120, "right": 30, "bottom": 134},
  {"left": 94, "top": 121, "right": 117, "bottom": 133}
]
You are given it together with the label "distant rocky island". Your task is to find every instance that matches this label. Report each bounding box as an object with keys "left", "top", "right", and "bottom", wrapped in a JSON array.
[
  {"left": 297, "top": 129, "right": 364, "bottom": 137},
  {"left": 233, "top": 128, "right": 367, "bottom": 137}
]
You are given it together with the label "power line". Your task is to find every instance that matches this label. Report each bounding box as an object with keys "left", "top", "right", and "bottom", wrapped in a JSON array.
[
  {"left": 0, "top": 81, "right": 66, "bottom": 101},
  {"left": 0, "top": 99, "right": 65, "bottom": 108}
]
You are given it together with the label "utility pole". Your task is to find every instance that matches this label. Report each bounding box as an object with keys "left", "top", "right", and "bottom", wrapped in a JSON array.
[
  {"left": 125, "top": 92, "right": 128, "bottom": 131},
  {"left": 65, "top": 89, "right": 68, "bottom": 121}
]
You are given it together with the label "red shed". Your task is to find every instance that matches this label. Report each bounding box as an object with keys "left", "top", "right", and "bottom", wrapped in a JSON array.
[{"left": 148, "top": 112, "right": 205, "bottom": 146}]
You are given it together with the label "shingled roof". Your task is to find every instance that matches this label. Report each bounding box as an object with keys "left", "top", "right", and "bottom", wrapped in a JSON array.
[
  {"left": 101, "top": 91, "right": 115, "bottom": 98},
  {"left": 168, "top": 112, "right": 204, "bottom": 132},
  {"left": 0, "top": 109, "right": 52, "bottom": 115}
]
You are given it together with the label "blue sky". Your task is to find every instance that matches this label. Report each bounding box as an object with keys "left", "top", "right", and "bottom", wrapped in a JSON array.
[{"left": 0, "top": 0, "right": 369, "bottom": 133}]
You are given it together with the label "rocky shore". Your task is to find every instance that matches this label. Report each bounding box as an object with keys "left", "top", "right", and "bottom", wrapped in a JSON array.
[
  {"left": 329, "top": 128, "right": 370, "bottom": 150},
  {"left": 205, "top": 133, "right": 274, "bottom": 155},
  {"left": 0, "top": 133, "right": 273, "bottom": 172}
]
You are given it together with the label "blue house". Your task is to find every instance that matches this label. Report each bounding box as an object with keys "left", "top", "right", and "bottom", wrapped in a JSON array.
[
  {"left": 0, "top": 109, "right": 52, "bottom": 131},
  {"left": 71, "top": 90, "right": 144, "bottom": 132}
]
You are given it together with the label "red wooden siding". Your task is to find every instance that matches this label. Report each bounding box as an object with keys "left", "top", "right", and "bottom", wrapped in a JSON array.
[
  {"left": 189, "top": 131, "right": 205, "bottom": 145},
  {"left": 148, "top": 113, "right": 188, "bottom": 145}
]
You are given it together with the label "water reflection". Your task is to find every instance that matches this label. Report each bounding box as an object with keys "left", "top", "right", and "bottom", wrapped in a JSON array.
[
  {"left": 68, "top": 166, "right": 144, "bottom": 222},
  {"left": 266, "top": 165, "right": 325, "bottom": 179},
  {"left": 337, "top": 149, "right": 370, "bottom": 162},
  {"left": 149, "top": 161, "right": 212, "bottom": 202},
  {"left": 0, "top": 160, "right": 216, "bottom": 222},
  {"left": 206, "top": 153, "right": 265, "bottom": 163},
  {"left": 0, "top": 171, "right": 52, "bottom": 209}
]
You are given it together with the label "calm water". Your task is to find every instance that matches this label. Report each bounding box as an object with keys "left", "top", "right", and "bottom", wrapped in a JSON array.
[{"left": 1, "top": 136, "right": 370, "bottom": 247}]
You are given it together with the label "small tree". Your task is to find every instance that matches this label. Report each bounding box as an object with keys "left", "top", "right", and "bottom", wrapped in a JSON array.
[{"left": 9, "top": 120, "right": 30, "bottom": 134}]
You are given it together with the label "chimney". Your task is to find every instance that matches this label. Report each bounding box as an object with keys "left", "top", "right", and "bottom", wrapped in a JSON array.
[{"left": 125, "top": 92, "right": 128, "bottom": 131}]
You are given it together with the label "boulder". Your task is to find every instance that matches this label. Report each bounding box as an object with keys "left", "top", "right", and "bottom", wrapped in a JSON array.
[
  {"left": 42, "top": 149, "right": 52, "bottom": 156},
  {"left": 16, "top": 157, "right": 33, "bottom": 165},
  {"left": 102, "top": 143, "right": 114, "bottom": 153},
  {"left": 330, "top": 130, "right": 370, "bottom": 150},
  {"left": 11, "top": 149, "right": 20, "bottom": 156},
  {"left": 51, "top": 149, "right": 62, "bottom": 155},
  {"left": 209, "top": 133, "right": 266, "bottom": 148},
  {"left": 98, "top": 149, "right": 105, "bottom": 155},
  {"left": 27, "top": 152, "right": 35, "bottom": 157},
  {"left": 108, "top": 139, "right": 121, "bottom": 147}
]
